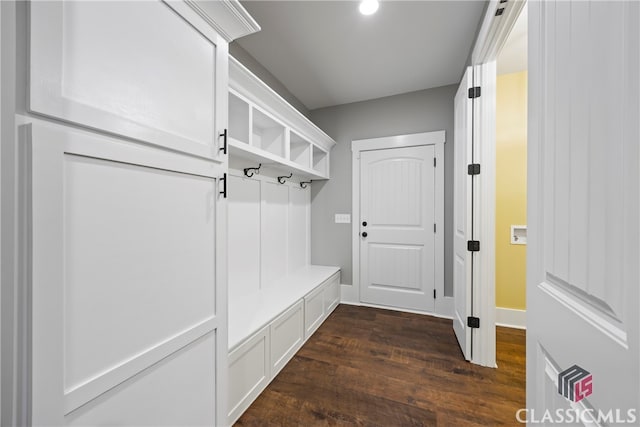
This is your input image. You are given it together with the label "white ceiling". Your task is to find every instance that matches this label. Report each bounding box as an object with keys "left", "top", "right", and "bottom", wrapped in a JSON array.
[
  {"left": 236, "top": 1, "right": 486, "bottom": 110},
  {"left": 497, "top": 3, "right": 527, "bottom": 75}
]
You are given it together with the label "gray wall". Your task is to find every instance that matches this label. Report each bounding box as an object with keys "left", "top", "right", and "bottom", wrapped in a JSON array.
[
  {"left": 309, "top": 84, "right": 457, "bottom": 296},
  {"left": 229, "top": 43, "right": 311, "bottom": 118}
]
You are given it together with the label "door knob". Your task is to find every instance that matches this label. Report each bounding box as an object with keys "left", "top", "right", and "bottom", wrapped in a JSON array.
[
  {"left": 362, "top": 221, "right": 368, "bottom": 227},
  {"left": 362, "top": 232, "right": 368, "bottom": 237}
]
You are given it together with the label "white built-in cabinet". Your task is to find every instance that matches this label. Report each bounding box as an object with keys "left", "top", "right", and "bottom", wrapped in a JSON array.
[
  {"left": 21, "top": 1, "right": 337, "bottom": 424},
  {"left": 226, "top": 57, "right": 339, "bottom": 424},
  {"left": 228, "top": 56, "right": 334, "bottom": 180},
  {"left": 24, "top": 1, "right": 258, "bottom": 426}
]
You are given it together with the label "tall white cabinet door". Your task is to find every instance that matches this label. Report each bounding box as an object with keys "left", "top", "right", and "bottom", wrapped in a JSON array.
[
  {"left": 29, "top": 0, "right": 229, "bottom": 161},
  {"left": 452, "top": 67, "right": 473, "bottom": 361},
  {"left": 27, "top": 123, "right": 225, "bottom": 426},
  {"left": 359, "top": 145, "right": 436, "bottom": 312},
  {"left": 527, "top": 0, "right": 639, "bottom": 422}
]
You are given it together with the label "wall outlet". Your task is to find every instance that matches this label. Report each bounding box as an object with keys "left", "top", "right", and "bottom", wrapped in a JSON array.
[{"left": 335, "top": 214, "right": 351, "bottom": 224}]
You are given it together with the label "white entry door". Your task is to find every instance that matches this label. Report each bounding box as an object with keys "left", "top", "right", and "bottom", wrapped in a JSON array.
[
  {"left": 359, "top": 145, "right": 436, "bottom": 312},
  {"left": 527, "top": 0, "right": 639, "bottom": 423},
  {"left": 453, "top": 67, "right": 474, "bottom": 360}
]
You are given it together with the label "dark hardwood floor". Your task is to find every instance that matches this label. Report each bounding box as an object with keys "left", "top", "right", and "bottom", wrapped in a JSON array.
[{"left": 236, "top": 304, "right": 525, "bottom": 426}]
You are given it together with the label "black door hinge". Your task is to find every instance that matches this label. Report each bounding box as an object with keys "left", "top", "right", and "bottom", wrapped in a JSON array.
[
  {"left": 495, "top": 7, "right": 505, "bottom": 16},
  {"left": 468, "top": 164, "right": 481, "bottom": 175},
  {"left": 433, "top": 289, "right": 436, "bottom": 299},
  {"left": 467, "top": 240, "right": 480, "bottom": 252},
  {"left": 434, "top": 223, "right": 436, "bottom": 233},
  {"left": 433, "top": 157, "right": 436, "bottom": 167},
  {"left": 467, "top": 316, "right": 480, "bottom": 328},
  {"left": 468, "top": 86, "right": 481, "bottom": 99}
]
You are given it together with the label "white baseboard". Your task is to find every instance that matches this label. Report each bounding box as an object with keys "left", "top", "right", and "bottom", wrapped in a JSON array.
[
  {"left": 495, "top": 307, "right": 526, "bottom": 329},
  {"left": 436, "top": 296, "right": 454, "bottom": 318},
  {"left": 339, "top": 283, "right": 359, "bottom": 304}
]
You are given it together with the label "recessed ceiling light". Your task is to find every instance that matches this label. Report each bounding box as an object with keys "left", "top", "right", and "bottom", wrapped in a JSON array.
[{"left": 359, "top": 0, "right": 379, "bottom": 16}]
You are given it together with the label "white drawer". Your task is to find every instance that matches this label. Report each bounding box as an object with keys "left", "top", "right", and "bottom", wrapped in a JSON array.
[
  {"left": 270, "top": 300, "right": 304, "bottom": 378},
  {"left": 228, "top": 326, "right": 270, "bottom": 424},
  {"left": 304, "top": 285, "right": 325, "bottom": 339},
  {"left": 323, "top": 272, "right": 341, "bottom": 314}
]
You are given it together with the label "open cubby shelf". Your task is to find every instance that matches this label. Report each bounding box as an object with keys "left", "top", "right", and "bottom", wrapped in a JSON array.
[
  {"left": 289, "top": 131, "right": 312, "bottom": 169},
  {"left": 228, "top": 59, "right": 335, "bottom": 180},
  {"left": 252, "top": 107, "right": 286, "bottom": 157},
  {"left": 229, "top": 92, "right": 250, "bottom": 145},
  {"left": 227, "top": 97, "right": 330, "bottom": 179},
  {"left": 312, "top": 146, "right": 328, "bottom": 177}
]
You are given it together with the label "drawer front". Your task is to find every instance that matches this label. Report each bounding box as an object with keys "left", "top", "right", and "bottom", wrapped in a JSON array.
[
  {"left": 304, "top": 286, "right": 325, "bottom": 339},
  {"left": 323, "top": 272, "right": 341, "bottom": 314},
  {"left": 270, "top": 300, "right": 304, "bottom": 378},
  {"left": 228, "top": 326, "right": 270, "bottom": 424}
]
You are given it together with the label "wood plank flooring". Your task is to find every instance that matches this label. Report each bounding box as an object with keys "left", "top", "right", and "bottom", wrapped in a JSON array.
[{"left": 236, "top": 304, "right": 525, "bottom": 426}]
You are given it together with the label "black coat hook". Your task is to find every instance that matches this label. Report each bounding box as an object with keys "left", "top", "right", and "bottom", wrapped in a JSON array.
[
  {"left": 300, "top": 181, "right": 312, "bottom": 189},
  {"left": 244, "top": 163, "right": 261, "bottom": 177},
  {"left": 277, "top": 173, "right": 293, "bottom": 184}
]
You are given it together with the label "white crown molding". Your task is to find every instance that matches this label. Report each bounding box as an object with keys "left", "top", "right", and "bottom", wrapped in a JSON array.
[
  {"left": 185, "top": 0, "right": 260, "bottom": 42},
  {"left": 471, "top": 0, "right": 526, "bottom": 65},
  {"left": 229, "top": 56, "right": 336, "bottom": 153}
]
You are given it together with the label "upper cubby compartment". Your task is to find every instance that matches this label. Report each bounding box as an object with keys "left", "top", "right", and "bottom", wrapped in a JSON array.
[
  {"left": 312, "top": 146, "right": 329, "bottom": 177},
  {"left": 289, "top": 131, "right": 312, "bottom": 169},
  {"left": 252, "top": 108, "right": 286, "bottom": 157},
  {"left": 229, "top": 92, "right": 250, "bottom": 145},
  {"left": 228, "top": 56, "right": 336, "bottom": 180}
]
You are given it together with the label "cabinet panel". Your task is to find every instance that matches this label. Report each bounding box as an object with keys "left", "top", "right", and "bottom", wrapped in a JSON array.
[
  {"left": 288, "top": 186, "right": 309, "bottom": 273},
  {"left": 304, "top": 286, "right": 325, "bottom": 338},
  {"left": 323, "top": 274, "right": 341, "bottom": 314},
  {"left": 228, "top": 327, "right": 270, "bottom": 424},
  {"left": 28, "top": 123, "right": 223, "bottom": 424},
  {"left": 66, "top": 334, "right": 216, "bottom": 427},
  {"left": 229, "top": 175, "right": 261, "bottom": 297},
  {"left": 261, "top": 182, "right": 289, "bottom": 288},
  {"left": 30, "top": 1, "right": 220, "bottom": 158},
  {"left": 63, "top": 154, "right": 216, "bottom": 395},
  {"left": 270, "top": 301, "right": 304, "bottom": 378}
]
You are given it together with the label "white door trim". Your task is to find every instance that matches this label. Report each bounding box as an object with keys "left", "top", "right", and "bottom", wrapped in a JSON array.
[
  {"left": 350, "top": 131, "right": 449, "bottom": 317},
  {"left": 465, "top": 0, "right": 527, "bottom": 367}
]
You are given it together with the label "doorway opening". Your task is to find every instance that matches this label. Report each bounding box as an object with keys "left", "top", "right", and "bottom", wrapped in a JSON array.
[
  {"left": 453, "top": 0, "right": 528, "bottom": 367},
  {"left": 494, "top": 4, "right": 528, "bottom": 333}
]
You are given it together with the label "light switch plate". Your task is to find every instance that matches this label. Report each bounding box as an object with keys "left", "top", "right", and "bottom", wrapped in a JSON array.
[{"left": 335, "top": 214, "right": 351, "bottom": 224}]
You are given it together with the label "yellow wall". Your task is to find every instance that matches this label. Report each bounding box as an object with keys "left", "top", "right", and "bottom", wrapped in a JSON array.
[{"left": 496, "top": 71, "right": 527, "bottom": 310}]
